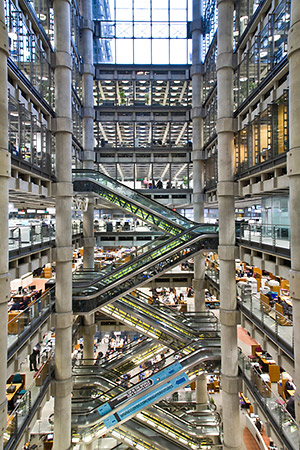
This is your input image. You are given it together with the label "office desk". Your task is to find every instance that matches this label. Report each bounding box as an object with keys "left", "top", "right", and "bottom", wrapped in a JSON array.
[
  {"left": 12, "top": 292, "right": 35, "bottom": 300},
  {"left": 6, "top": 383, "right": 22, "bottom": 411},
  {"left": 255, "top": 353, "right": 280, "bottom": 382},
  {"left": 6, "top": 384, "right": 22, "bottom": 402},
  {"left": 8, "top": 312, "right": 25, "bottom": 334}
]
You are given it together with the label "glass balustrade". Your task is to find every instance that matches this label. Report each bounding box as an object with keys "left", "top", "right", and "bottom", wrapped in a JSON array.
[
  {"left": 205, "top": 264, "right": 293, "bottom": 356},
  {"left": 8, "top": 287, "right": 55, "bottom": 353},
  {"left": 115, "top": 294, "right": 219, "bottom": 338},
  {"left": 72, "top": 238, "right": 168, "bottom": 286},
  {"left": 237, "top": 288, "right": 293, "bottom": 356},
  {"left": 238, "top": 351, "right": 299, "bottom": 450},
  {"left": 239, "top": 223, "right": 290, "bottom": 250},
  {"left": 73, "top": 169, "right": 195, "bottom": 232},
  {"left": 9, "top": 221, "right": 82, "bottom": 253},
  {"left": 4, "top": 357, "right": 54, "bottom": 447}
]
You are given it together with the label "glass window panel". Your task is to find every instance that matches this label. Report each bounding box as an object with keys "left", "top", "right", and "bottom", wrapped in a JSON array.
[
  {"left": 134, "top": 39, "right": 151, "bottom": 64},
  {"left": 152, "top": 0, "right": 168, "bottom": 8},
  {"left": 108, "top": 0, "right": 115, "bottom": 20},
  {"left": 115, "top": 0, "right": 133, "bottom": 21},
  {"left": 170, "top": 0, "right": 186, "bottom": 9},
  {"left": 170, "top": 39, "right": 187, "bottom": 64},
  {"left": 134, "top": 22, "right": 151, "bottom": 38},
  {"left": 116, "top": 40, "right": 133, "bottom": 63},
  {"left": 188, "top": 39, "right": 192, "bottom": 64},
  {"left": 134, "top": 0, "right": 150, "bottom": 7},
  {"left": 152, "top": 0, "right": 168, "bottom": 21},
  {"left": 152, "top": 9, "right": 168, "bottom": 21},
  {"left": 134, "top": 0, "right": 150, "bottom": 21},
  {"left": 152, "top": 22, "right": 169, "bottom": 38},
  {"left": 170, "top": 9, "right": 186, "bottom": 21},
  {"left": 170, "top": 23, "right": 187, "bottom": 38},
  {"left": 152, "top": 39, "right": 169, "bottom": 64},
  {"left": 187, "top": 0, "right": 192, "bottom": 21},
  {"left": 116, "top": 22, "right": 133, "bottom": 38}
]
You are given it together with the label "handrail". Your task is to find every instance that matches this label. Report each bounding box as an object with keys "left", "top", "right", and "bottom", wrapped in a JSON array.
[{"left": 73, "top": 225, "right": 218, "bottom": 299}]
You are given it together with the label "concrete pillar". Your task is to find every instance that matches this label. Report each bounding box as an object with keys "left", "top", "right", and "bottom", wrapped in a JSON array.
[
  {"left": 81, "top": 0, "right": 96, "bottom": 277},
  {"left": 53, "top": 0, "right": 73, "bottom": 448},
  {"left": 217, "top": 1, "right": 241, "bottom": 449},
  {"left": 191, "top": 0, "right": 206, "bottom": 312},
  {"left": 191, "top": 0, "right": 207, "bottom": 408},
  {"left": 287, "top": 0, "right": 300, "bottom": 425},
  {"left": 0, "top": 4, "right": 9, "bottom": 449},
  {"left": 81, "top": 0, "right": 95, "bottom": 171},
  {"left": 83, "top": 201, "right": 95, "bottom": 269},
  {"left": 196, "top": 374, "right": 207, "bottom": 408},
  {"left": 82, "top": 315, "right": 96, "bottom": 362}
]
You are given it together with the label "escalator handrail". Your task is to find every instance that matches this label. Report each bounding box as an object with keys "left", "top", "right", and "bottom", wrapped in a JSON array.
[
  {"left": 115, "top": 295, "right": 218, "bottom": 339},
  {"left": 73, "top": 337, "right": 151, "bottom": 370},
  {"left": 72, "top": 169, "right": 195, "bottom": 231},
  {"left": 73, "top": 227, "right": 218, "bottom": 301},
  {"left": 71, "top": 344, "right": 220, "bottom": 421},
  {"left": 72, "top": 236, "right": 169, "bottom": 286},
  {"left": 73, "top": 223, "right": 215, "bottom": 289}
]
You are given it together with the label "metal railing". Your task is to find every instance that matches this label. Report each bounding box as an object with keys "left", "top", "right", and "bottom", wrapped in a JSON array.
[
  {"left": 8, "top": 221, "right": 82, "bottom": 253},
  {"left": 4, "top": 356, "right": 54, "bottom": 449},
  {"left": 239, "top": 351, "right": 299, "bottom": 450},
  {"left": 238, "top": 223, "right": 290, "bottom": 251},
  {"left": 8, "top": 287, "right": 55, "bottom": 360},
  {"left": 237, "top": 287, "right": 293, "bottom": 357}
]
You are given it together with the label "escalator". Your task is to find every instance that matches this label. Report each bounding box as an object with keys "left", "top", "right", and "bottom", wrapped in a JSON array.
[
  {"left": 100, "top": 291, "right": 219, "bottom": 350},
  {"left": 118, "top": 401, "right": 222, "bottom": 450},
  {"left": 71, "top": 342, "right": 220, "bottom": 443},
  {"left": 71, "top": 171, "right": 221, "bottom": 445},
  {"left": 73, "top": 169, "right": 195, "bottom": 235},
  {"left": 72, "top": 224, "right": 218, "bottom": 314},
  {"left": 73, "top": 337, "right": 166, "bottom": 380},
  {"left": 72, "top": 170, "right": 218, "bottom": 313}
]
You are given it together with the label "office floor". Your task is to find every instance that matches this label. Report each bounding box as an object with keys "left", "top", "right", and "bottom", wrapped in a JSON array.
[{"left": 238, "top": 325, "right": 271, "bottom": 450}]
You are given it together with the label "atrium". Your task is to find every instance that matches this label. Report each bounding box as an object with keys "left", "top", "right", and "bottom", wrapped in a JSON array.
[{"left": 0, "top": 0, "right": 299, "bottom": 449}]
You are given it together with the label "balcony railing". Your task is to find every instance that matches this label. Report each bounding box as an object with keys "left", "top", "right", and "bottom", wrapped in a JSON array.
[
  {"left": 239, "top": 351, "right": 299, "bottom": 450},
  {"left": 9, "top": 221, "right": 83, "bottom": 255}
]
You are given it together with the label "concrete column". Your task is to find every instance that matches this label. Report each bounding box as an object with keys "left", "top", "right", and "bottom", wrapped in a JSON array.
[
  {"left": 81, "top": 0, "right": 96, "bottom": 279},
  {"left": 217, "top": 1, "right": 241, "bottom": 449},
  {"left": 192, "top": 0, "right": 206, "bottom": 312},
  {"left": 196, "top": 374, "right": 207, "bottom": 408},
  {"left": 287, "top": 0, "right": 300, "bottom": 425},
  {"left": 0, "top": 4, "right": 10, "bottom": 449},
  {"left": 82, "top": 315, "right": 96, "bottom": 362},
  {"left": 191, "top": 0, "right": 207, "bottom": 408},
  {"left": 83, "top": 201, "right": 95, "bottom": 269},
  {"left": 53, "top": 0, "right": 73, "bottom": 448},
  {"left": 81, "top": 0, "right": 95, "bottom": 171}
]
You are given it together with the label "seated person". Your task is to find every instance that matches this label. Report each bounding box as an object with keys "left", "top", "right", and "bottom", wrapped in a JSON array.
[
  {"left": 9, "top": 299, "right": 21, "bottom": 311},
  {"left": 19, "top": 297, "right": 31, "bottom": 310},
  {"left": 285, "top": 379, "right": 296, "bottom": 391}
]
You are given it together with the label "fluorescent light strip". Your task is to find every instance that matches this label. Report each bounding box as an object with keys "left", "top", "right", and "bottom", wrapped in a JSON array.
[
  {"left": 175, "top": 123, "right": 187, "bottom": 146},
  {"left": 174, "top": 163, "right": 187, "bottom": 179},
  {"left": 161, "top": 163, "right": 170, "bottom": 180}
]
